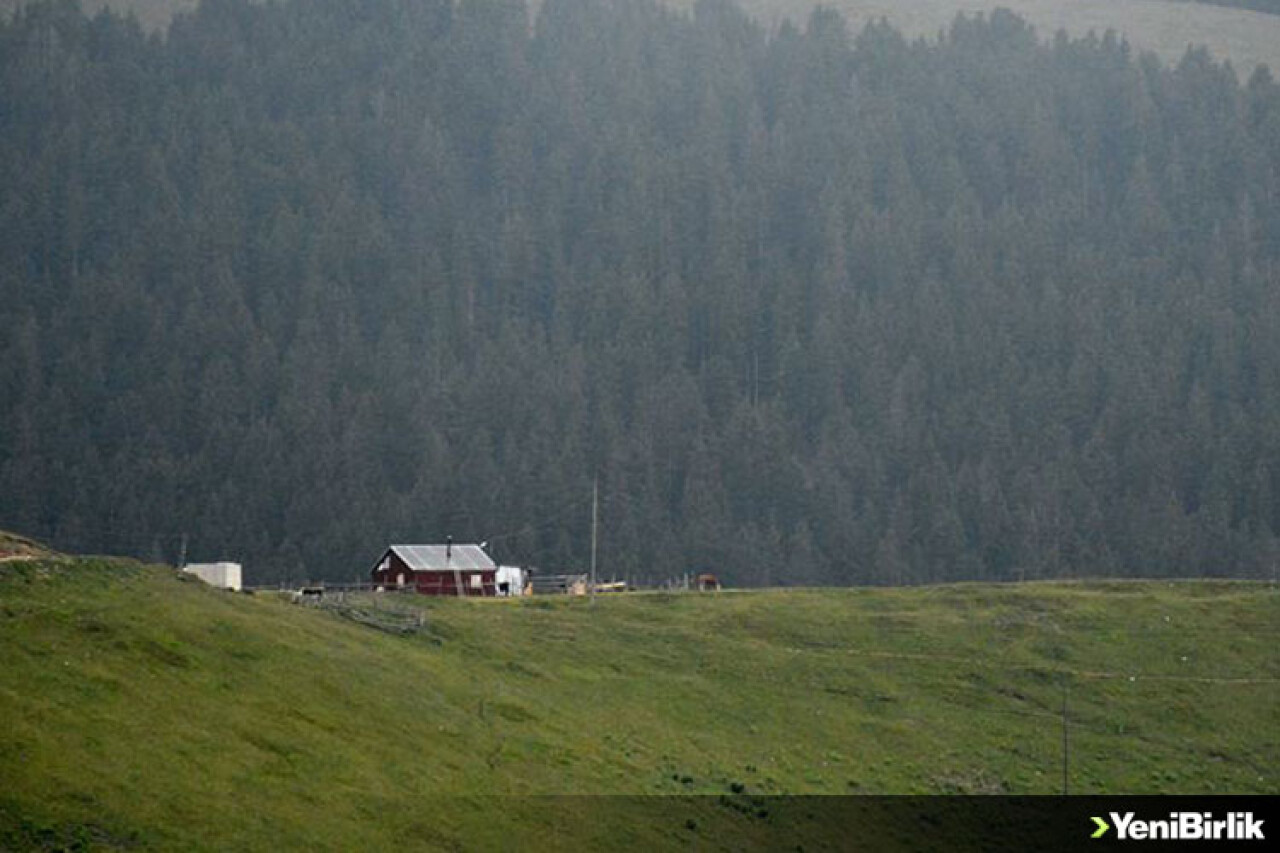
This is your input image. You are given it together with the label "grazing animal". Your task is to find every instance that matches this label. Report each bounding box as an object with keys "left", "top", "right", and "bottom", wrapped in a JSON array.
[{"left": 293, "top": 586, "right": 325, "bottom": 604}]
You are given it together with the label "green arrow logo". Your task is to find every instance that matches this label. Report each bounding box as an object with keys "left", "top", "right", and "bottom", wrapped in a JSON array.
[{"left": 1091, "top": 816, "right": 1110, "bottom": 839}]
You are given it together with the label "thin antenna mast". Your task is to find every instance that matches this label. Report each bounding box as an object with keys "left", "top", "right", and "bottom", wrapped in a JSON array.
[{"left": 590, "top": 475, "right": 598, "bottom": 605}]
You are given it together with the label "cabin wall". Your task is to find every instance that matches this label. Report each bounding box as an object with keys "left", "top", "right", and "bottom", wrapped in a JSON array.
[
  {"left": 372, "top": 551, "right": 414, "bottom": 587},
  {"left": 414, "top": 570, "right": 497, "bottom": 597}
]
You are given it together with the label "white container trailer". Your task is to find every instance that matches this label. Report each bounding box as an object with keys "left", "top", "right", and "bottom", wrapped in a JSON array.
[
  {"left": 495, "top": 565, "right": 526, "bottom": 597},
  {"left": 182, "top": 561, "right": 242, "bottom": 591}
]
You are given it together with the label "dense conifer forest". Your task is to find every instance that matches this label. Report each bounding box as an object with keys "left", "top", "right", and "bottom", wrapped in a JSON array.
[{"left": 2, "top": 0, "right": 1279, "bottom": 585}]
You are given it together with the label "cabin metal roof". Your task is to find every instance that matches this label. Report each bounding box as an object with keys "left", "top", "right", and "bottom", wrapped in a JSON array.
[{"left": 386, "top": 544, "right": 495, "bottom": 571}]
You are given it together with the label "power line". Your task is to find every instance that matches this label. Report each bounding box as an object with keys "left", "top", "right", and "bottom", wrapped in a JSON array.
[{"left": 483, "top": 495, "right": 593, "bottom": 549}]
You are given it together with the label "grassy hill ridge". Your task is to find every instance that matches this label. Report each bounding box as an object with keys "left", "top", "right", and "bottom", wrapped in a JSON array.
[
  {"left": 1, "top": 553, "right": 1276, "bottom": 848},
  {"left": 0, "top": 530, "right": 56, "bottom": 560}
]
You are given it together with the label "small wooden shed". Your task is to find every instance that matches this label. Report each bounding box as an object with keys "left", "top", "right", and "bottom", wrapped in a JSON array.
[{"left": 370, "top": 543, "right": 497, "bottom": 597}]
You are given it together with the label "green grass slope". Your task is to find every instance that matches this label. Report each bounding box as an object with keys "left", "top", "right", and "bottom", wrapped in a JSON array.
[{"left": 1, "top": 557, "right": 1277, "bottom": 849}]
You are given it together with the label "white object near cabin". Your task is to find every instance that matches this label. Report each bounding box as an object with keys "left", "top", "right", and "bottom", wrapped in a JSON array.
[{"left": 495, "top": 565, "right": 527, "bottom": 596}]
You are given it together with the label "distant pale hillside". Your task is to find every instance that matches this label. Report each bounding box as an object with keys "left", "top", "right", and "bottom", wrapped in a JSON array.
[
  {"left": 1191, "top": 0, "right": 1280, "bottom": 16},
  {"left": 5, "top": 0, "right": 1279, "bottom": 77},
  {"left": 0, "top": 0, "right": 196, "bottom": 31},
  {"left": 712, "top": 0, "right": 1280, "bottom": 77}
]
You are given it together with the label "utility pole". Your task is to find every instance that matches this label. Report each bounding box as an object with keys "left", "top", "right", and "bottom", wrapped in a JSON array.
[
  {"left": 590, "top": 475, "right": 598, "bottom": 606},
  {"left": 178, "top": 533, "right": 188, "bottom": 570},
  {"left": 1061, "top": 673, "right": 1070, "bottom": 795}
]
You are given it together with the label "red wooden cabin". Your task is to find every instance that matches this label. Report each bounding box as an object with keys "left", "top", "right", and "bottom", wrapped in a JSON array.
[{"left": 370, "top": 542, "right": 497, "bottom": 597}]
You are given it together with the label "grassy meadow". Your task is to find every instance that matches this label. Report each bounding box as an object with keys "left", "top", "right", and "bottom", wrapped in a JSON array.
[{"left": 1, "top": 549, "right": 1276, "bottom": 848}]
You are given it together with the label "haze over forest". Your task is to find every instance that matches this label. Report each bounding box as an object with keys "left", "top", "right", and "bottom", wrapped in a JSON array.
[{"left": 2, "top": 0, "right": 1279, "bottom": 586}]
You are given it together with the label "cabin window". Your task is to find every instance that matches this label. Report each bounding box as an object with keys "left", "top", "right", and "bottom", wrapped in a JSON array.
[{"left": 470, "top": 574, "right": 482, "bottom": 589}]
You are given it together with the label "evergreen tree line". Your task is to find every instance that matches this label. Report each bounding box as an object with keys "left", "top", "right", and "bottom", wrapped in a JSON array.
[{"left": 2, "top": 0, "right": 1279, "bottom": 585}]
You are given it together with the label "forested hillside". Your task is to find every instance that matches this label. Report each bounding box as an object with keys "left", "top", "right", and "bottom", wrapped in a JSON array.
[{"left": 2, "top": 0, "right": 1279, "bottom": 585}]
